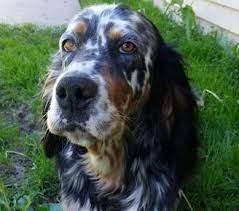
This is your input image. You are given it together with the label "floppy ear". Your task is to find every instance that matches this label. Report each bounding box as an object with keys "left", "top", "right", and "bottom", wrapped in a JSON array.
[
  {"left": 41, "top": 51, "right": 66, "bottom": 158},
  {"left": 135, "top": 27, "right": 198, "bottom": 182},
  {"left": 41, "top": 91, "right": 66, "bottom": 158},
  {"left": 157, "top": 45, "right": 198, "bottom": 181},
  {"left": 41, "top": 130, "right": 66, "bottom": 158}
]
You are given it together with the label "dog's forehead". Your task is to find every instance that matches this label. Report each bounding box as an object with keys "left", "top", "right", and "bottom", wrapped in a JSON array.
[{"left": 67, "top": 4, "right": 147, "bottom": 37}]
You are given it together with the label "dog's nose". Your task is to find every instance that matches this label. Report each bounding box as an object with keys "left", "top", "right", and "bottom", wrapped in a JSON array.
[{"left": 56, "top": 75, "right": 98, "bottom": 112}]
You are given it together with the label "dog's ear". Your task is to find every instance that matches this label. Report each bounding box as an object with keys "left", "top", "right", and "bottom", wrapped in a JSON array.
[
  {"left": 40, "top": 51, "right": 65, "bottom": 158},
  {"left": 41, "top": 91, "right": 66, "bottom": 158},
  {"left": 41, "top": 130, "right": 66, "bottom": 158},
  {"left": 156, "top": 45, "right": 196, "bottom": 124},
  {"left": 134, "top": 23, "right": 198, "bottom": 181}
]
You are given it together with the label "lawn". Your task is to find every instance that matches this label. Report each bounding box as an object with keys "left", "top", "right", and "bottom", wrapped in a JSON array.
[{"left": 0, "top": 0, "right": 238, "bottom": 210}]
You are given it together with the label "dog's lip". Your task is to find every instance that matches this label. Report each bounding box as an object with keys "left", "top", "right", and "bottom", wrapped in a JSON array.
[
  {"left": 49, "top": 116, "right": 100, "bottom": 142},
  {"left": 60, "top": 119, "right": 99, "bottom": 140},
  {"left": 64, "top": 122, "right": 85, "bottom": 132},
  {"left": 60, "top": 119, "right": 84, "bottom": 131}
]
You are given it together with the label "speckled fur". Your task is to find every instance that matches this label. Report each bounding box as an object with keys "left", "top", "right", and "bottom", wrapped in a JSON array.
[{"left": 41, "top": 4, "right": 198, "bottom": 211}]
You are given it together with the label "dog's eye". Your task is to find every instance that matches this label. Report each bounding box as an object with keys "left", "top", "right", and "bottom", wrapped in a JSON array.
[
  {"left": 63, "top": 39, "right": 77, "bottom": 52},
  {"left": 119, "top": 42, "right": 136, "bottom": 54}
]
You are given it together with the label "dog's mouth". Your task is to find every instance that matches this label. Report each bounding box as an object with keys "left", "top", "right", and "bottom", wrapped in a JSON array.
[
  {"left": 46, "top": 106, "right": 125, "bottom": 147},
  {"left": 63, "top": 124, "right": 99, "bottom": 147},
  {"left": 47, "top": 115, "right": 100, "bottom": 146}
]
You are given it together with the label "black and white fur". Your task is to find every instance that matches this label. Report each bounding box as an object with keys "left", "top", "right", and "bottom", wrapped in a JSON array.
[{"left": 41, "top": 4, "right": 198, "bottom": 211}]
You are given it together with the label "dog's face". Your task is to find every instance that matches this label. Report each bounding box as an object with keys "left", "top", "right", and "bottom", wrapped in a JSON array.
[{"left": 45, "top": 4, "right": 159, "bottom": 147}]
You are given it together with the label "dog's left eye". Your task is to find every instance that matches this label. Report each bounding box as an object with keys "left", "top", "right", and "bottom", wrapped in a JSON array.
[
  {"left": 119, "top": 42, "right": 136, "bottom": 54},
  {"left": 63, "top": 39, "right": 77, "bottom": 52}
]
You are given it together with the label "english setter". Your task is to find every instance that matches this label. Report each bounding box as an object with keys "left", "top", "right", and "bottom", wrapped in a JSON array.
[{"left": 41, "top": 4, "right": 198, "bottom": 210}]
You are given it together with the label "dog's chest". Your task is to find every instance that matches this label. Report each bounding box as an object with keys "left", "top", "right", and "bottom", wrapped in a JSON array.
[
  {"left": 58, "top": 158, "right": 136, "bottom": 210},
  {"left": 58, "top": 149, "right": 141, "bottom": 210},
  {"left": 58, "top": 145, "right": 176, "bottom": 211}
]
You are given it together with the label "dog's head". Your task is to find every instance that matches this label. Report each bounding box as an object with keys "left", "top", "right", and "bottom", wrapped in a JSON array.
[{"left": 42, "top": 4, "right": 196, "bottom": 160}]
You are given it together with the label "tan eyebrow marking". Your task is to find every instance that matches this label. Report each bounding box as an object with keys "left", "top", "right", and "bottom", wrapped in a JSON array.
[
  {"left": 73, "top": 21, "right": 87, "bottom": 34},
  {"left": 107, "top": 27, "right": 123, "bottom": 40}
]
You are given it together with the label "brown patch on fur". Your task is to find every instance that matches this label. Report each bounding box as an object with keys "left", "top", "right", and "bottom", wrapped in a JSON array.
[
  {"left": 101, "top": 65, "right": 133, "bottom": 114},
  {"left": 72, "top": 21, "right": 87, "bottom": 34},
  {"left": 87, "top": 144, "right": 99, "bottom": 156},
  {"left": 85, "top": 129, "right": 125, "bottom": 190},
  {"left": 107, "top": 27, "right": 123, "bottom": 40}
]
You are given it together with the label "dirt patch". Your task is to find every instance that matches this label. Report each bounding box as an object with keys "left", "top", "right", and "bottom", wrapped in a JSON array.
[
  {"left": 0, "top": 152, "right": 33, "bottom": 187},
  {"left": 1, "top": 103, "right": 40, "bottom": 134},
  {"left": 16, "top": 104, "right": 39, "bottom": 133},
  {"left": 0, "top": 103, "right": 39, "bottom": 186}
]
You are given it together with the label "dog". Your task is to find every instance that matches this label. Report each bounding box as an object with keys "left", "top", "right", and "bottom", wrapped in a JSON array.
[{"left": 41, "top": 4, "right": 198, "bottom": 210}]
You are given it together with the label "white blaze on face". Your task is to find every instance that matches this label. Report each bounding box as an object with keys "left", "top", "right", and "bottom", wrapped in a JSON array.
[
  {"left": 142, "top": 48, "right": 152, "bottom": 92},
  {"left": 131, "top": 69, "right": 140, "bottom": 93},
  {"left": 145, "top": 48, "right": 152, "bottom": 72},
  {"left": 123, "top": 69, "right": 140, "bottom": 95}
]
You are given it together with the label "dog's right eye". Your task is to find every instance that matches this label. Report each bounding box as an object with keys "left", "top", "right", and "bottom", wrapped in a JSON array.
[
  {"left": 119, "top": 41, "right": 136, "bottom": 54},
  {"left": 62, "top": 39, "right": 77, "bottom": 52}
]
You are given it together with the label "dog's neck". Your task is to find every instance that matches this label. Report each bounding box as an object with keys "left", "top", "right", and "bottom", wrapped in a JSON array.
[
  {"left": 81, "top": 109, "right": 162, "bottom": 192},
  {"left": 82, "top": 111, "right": 158, "bottom": 191},
  {"left": 84, "top": 137, "right": 125, "bottom": 191}
]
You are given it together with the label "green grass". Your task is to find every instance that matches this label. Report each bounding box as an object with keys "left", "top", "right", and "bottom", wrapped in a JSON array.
[
  {"left": 0, "top": 24, "right": 63, "bottom": 210},
  {"left": 0, "top": 0, "right": 239, "bottom": 210}
]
